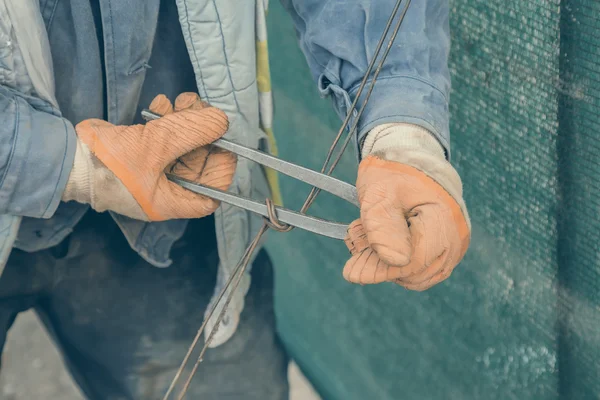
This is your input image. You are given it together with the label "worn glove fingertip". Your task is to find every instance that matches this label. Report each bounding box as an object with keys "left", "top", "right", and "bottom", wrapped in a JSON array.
[
  {"left": 149, "top": 94, "right": 174, "bottom": 115},
  {"left": 344, "top": 220, "right": 370, "bottom": 255},
  {"left": 342, "top": 251, "right": 361, "bottom": 281},
  {"left": 343, "top": 248, "right": 394, "bottom": 285},
  {"left": 174, "top": 92, "right": 201, "bottom": 111}
]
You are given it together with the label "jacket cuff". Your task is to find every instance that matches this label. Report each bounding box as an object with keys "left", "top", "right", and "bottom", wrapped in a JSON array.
[
  {"left": 319, "top": 75, "right": 451, "bottom": 160},
  {"left": 0, "top": 91, "right": 77, "bottom": 218}
]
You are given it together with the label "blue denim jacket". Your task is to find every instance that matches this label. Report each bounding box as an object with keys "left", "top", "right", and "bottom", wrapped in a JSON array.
[
  {"left": 11, "top": 0, "right": 203, "bottom": 266},
  {"left": 0, "top": 0, "right": 451, "bottom": 341}
]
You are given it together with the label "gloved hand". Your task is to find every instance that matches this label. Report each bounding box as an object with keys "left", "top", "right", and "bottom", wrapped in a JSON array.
[
  {"left": 62, "top": 92, "right": 237, "bottom": 221},
  {"left": 343, "top": 123, "right": 471, "bottom": 291}
]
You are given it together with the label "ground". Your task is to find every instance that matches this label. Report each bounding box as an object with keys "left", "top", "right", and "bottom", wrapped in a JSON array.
[{"left": 0, "top": 311, "right": 320, "bottom": 399}]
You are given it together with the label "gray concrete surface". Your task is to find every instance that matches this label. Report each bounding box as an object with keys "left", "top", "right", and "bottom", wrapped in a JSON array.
[{"left": 0, "top": 311, "right": 320, "bottom": 400}]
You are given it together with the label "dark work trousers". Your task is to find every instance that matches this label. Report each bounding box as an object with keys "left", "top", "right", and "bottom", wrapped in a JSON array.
[{"left": 0, "top": 211, "right": 289, "bottom": 399}]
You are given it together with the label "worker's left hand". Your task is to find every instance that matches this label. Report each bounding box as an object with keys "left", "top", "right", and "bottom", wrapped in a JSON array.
[
  {"left": 343, "top": 124, "right": 471, "bottom": 291},
  {"left": 147, "top": 92, "right": 236, "bottom": 193}
]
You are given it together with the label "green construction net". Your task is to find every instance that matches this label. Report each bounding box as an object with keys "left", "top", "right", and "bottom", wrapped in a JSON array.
[{"left": 265, "top": 1, "right": 600, "bottom": 399}]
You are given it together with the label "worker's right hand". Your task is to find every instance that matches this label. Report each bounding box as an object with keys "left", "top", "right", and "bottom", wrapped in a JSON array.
[{"left": 62, "top": 93, "right": 237, "bottom": 221}]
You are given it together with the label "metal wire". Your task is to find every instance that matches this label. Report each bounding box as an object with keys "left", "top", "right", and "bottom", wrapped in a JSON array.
[
  {"left": 264, "top": 198, "right": 293, "bottom": 232},
  {"left": 303, "top": 0, "right": 412, "bottom": 210},
  {"left": 163, "top": 1, "right": 411, "bottom": 398},
  {"left": 175, "top": 225, "right": 267, "bottom": 400}
]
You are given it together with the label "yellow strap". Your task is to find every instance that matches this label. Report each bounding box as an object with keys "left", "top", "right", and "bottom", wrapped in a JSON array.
[
  {"left": 262, "top": 127, "right": 283, "bottom": 206},
  {"left": 256, "top": 30, "right": 284, "bottom": 206}
]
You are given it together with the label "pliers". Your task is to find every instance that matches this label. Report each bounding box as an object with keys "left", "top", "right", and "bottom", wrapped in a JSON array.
[{"left": 141, "top": 109, "right": 358, "bottom": 240}]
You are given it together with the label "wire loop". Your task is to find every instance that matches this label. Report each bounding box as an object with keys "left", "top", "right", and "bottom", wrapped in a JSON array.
[{"left": 263, "top": 198, "right": 293, "bottom": 232}]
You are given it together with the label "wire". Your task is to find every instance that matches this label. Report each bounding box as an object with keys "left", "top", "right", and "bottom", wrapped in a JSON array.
[{"left": 163, "top": 1, "right": 412, "bottom": 397}]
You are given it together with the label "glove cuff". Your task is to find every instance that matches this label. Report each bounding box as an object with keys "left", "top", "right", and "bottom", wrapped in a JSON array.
[
  {"left": 363, "top": 123, "right": 471, "bottom": 231},
  {"left": 62, "top": 138, "right": 148, "bottom": 220},
  {"left": 62, "top": 138, "right": 93, "bottom": 204},
  {"left": 362, "top": 123, "right": 445, "bottom": 159}
]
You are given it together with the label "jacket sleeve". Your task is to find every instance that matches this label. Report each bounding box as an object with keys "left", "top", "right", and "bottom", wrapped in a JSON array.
[
  {"left": 0, "top": 85, "right": 76, "bottom": 218},
  {"left": 279, "top": 0, "right": 452, "bottom": 157}
]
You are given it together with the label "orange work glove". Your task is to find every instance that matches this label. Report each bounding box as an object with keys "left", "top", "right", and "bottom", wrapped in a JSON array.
[
  {"left": 343, "top": 123, "right": 471, "bottom": 291},
  {"left": 62, "top": 93, "right": 236, "bottom": 221}
]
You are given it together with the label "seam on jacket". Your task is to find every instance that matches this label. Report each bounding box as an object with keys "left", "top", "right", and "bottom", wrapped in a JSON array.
[
  {"left": 41, "top": 0, "right": 51, "bottom": 23},
  {"left": 0, "top": 222, "right": 12, "bottom": 236},
  {"left": 107, "top": 0, "right": 118, "bottom": 121},
  {"left": 208, "top": 78, "right": 256, "bottom": 100},
  {"left": 42, "top": 118, "right": 70, "bottom": 217},
  {"left": 43, "top": 0, "right": 60, "bottom": 35},
  {"left": 348, "top": 74, "right": 450, "bottom": 104},
  {"left": 182, "top": 0, "right": 209, "bottom": 101},
  {"left": 211, "top": 0, "right": 240, "bottom": 112},
  {"left": 0, "top": 96, "right": 18, "bottom": 192},
  {"left": 304, "top": 44, "right": 338, "bottom": 86},
  {"left": 133, "top": 219, "right": 151, "bottom": 257},
  {"left": 42, "top": 204, "right": 85, "bottom": 246}
]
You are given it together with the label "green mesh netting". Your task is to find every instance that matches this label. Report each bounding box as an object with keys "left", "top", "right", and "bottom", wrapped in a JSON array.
[{"left": 265, "top": 1, "right": 600, "bottom": 399}]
